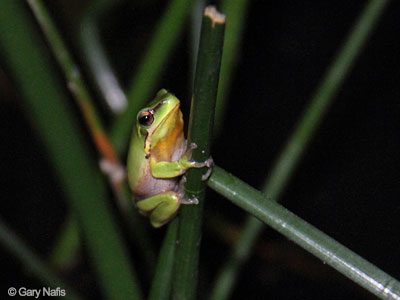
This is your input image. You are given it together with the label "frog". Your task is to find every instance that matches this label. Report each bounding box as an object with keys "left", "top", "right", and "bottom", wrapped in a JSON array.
[{"left": 127, "top": 89, "right": 213, "bottom": 227}]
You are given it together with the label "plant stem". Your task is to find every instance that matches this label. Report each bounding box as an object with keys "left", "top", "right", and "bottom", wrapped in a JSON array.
[
  {"left": 148, "top": 218, "right": 179, "bottom": 300},
  {"left": 0, "top": 2, "right": 142, "bottom": 299},
  {"left": 110, "top": 0, "right": 194, "bottom": 155},
  {"left": 80, "top": 0, "right": 127, "bottom": 114},
  {"left": 172, "top": 6, "right": 225, "bottom": 300},
  {"left": 48, "top": 213, "right": 80, "bottom": 269},
  {"left": 27, "top": 0, "right": 156, "bottom": 273},
  {"left": 0, "top": 218, "right": 83, "bottom": 300},
  {"left": 210, "top": 0, "right": 391, "bottom": 298},
  {"left": 189, "top": 0, "right": 206, "bottom": 85},
  {"left": 215, "top": 0, "right": 250, "bottom": 135},
  {"left": 27, "top": 0, "right": 125, "bottom": 201},
  {"left": 27, "top": 0, "right": 118, "bottom": 164},
  {"left": 208, "top": 166, "right": 400, "bottom": 300}
]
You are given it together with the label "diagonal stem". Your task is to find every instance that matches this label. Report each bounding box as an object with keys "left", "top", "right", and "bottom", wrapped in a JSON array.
[
  {"left": 208, "top": 166, "right": 400, "bottom": 300},
  {"left": 209, "top": 0, "right": 391, "bottom": 299}
]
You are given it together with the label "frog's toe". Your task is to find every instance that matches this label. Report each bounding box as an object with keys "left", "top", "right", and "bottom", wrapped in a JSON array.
[
  {"left": 204, "top": 157, "right": 214, "bottom": 168},
  {"left": 189, "top": 142, "right": 198, "bottom": 150},
  {"left": 200, "top": 157, "right": 214, "bottom": 180},
  {"left": 181, "top": 196, "right": 199, "bottom": 205}
]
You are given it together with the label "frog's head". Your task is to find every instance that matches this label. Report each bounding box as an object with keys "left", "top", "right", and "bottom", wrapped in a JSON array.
[{"left": 136, "top": 89, "right": 183, "bottom": 158}]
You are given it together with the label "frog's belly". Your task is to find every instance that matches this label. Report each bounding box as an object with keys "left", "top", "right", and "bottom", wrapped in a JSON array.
[
  {"left": 133, "top": 141, "right": 187, "bottom": 200},
  {"left": 133, "top": 167, "right": 179, "bottom": 201}
]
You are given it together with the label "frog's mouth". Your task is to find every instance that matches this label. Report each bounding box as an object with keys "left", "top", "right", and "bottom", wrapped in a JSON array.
[{"left": 143, "top": 101, "right": 180, "bottom": 158}]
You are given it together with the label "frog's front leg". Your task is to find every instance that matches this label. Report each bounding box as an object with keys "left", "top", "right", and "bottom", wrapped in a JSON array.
[
  {"left": 150, "top": 143, "right": 213, "bottom": 179},
  {"left": 137, "top": 192, "right": 180, "bottom": 228}
]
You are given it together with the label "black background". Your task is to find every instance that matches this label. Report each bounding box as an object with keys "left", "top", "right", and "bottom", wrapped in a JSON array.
[{"left": 1, "top": 0, "right": 399, "bottom": 299}]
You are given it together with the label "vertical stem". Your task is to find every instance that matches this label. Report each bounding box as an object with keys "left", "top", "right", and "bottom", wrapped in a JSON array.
[
  {"left": 172, "top": 6, "right": 225, "bottom": 300},
  {"left": 190, "top": 0, "right": 206, "bottom": 86}
]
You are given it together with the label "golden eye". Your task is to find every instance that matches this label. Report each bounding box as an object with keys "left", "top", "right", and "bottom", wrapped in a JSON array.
[{"left": 138, "top": 111, "right": 154, "bottom": 126}]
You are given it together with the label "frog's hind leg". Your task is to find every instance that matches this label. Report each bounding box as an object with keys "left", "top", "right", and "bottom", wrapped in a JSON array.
[{"left": 136, "top": 192, "right": 180, "bottom": 228}]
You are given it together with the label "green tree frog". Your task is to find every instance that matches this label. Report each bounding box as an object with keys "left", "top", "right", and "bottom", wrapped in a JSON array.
[{"left": 127, "top": 89, "right": 213, "bottom": 228}]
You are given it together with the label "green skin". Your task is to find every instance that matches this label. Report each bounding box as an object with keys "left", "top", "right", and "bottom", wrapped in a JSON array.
[{"left": 127, "top": 89, "right": 211, "bottom": 227}]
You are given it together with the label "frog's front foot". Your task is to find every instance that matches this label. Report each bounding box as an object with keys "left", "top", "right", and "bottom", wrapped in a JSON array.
[
  {"left": 201, "top": 157, "right": 214, "bottom": 181},
  {"left": 189, "top": 156, "right": 213, "bottom": 180},
  {"left": 185, "top": 142, "right": 214, "bottom": 180}
]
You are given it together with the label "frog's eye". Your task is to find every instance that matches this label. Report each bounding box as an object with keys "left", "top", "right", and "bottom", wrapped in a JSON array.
[{"left": 138, "top": 111, "right": 154, "bottom": 126}]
